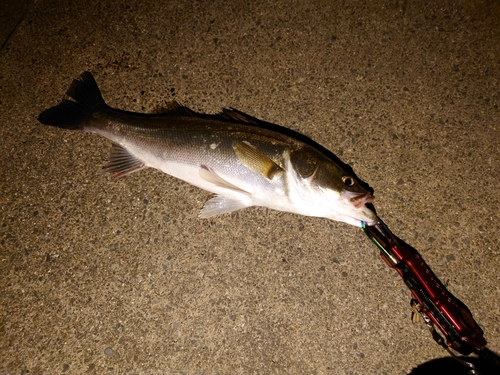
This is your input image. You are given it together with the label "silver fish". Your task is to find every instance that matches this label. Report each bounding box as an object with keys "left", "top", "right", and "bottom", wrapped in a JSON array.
[{"left": 38, "top": 72, "right": 377, "bottom": 227}]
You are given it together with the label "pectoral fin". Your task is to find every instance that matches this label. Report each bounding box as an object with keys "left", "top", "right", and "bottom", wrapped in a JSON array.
[
  {"left": 199, "top": 195, "right": 252, "bottom": 218},
  {"left": 233, "top": 140, "right": 283, "bottom": 180}
]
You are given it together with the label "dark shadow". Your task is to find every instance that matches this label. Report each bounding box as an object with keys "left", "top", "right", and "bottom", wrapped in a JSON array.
[{"left": 409, "top": 351, "right": 500, "bottom": 375}]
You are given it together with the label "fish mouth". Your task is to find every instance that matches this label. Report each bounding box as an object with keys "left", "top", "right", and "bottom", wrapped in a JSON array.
[{"left": 348, "top": 192, "right": 374, "bottom": 209}]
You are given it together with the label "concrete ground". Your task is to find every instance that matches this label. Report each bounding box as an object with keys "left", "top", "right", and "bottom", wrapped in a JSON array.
[{"left": 1, "top": 1, "right": 499, "bottom": 374}]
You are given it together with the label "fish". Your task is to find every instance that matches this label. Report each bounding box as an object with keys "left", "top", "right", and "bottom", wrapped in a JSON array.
[{"left": 38, "top": 71, "right": 377, "bottom": 227}]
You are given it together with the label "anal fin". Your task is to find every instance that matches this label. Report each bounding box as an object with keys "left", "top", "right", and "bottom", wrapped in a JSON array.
[
  {"left": 101, "top": 144, "right": 147, "bottom": 178},
  {"left": 199, "top": 195, "right": 252, "bottom": 218}
]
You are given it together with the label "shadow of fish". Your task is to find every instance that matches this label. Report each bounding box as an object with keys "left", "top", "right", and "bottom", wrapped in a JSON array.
[{"left": 38, "top": 72, "right": 377, "bottom": 227}]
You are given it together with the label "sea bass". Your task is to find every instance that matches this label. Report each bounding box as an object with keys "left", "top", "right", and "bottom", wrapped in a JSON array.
[{"left": 38, "top": 72, "right": 377, "bottom": 227}]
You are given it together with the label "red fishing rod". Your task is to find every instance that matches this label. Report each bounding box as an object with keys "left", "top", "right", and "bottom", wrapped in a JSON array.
[{"left": 362, "top": 218, "right": 499, "bottom": 374}]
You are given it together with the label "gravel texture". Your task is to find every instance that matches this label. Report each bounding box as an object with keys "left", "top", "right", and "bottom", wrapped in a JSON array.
[{"left": 1, "top": 1, "right": 499, "bottom": 374}]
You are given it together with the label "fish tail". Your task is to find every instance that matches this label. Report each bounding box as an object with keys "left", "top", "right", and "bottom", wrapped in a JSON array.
[{"left": 38, "top": 71, "right": 106, "bottom": 130}]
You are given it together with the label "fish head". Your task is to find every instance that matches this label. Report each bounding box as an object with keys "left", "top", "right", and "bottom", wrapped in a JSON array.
[
  {"left": 315, "top": 163, "right": 377, "bottom": 226},
  {"left": 289, "top": 147, "right": 378, "bottom": 227}
]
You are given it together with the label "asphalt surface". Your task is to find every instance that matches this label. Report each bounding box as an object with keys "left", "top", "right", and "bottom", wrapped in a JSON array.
[{"left": 1, "top": 1, "right": 499, "bottom": 374}]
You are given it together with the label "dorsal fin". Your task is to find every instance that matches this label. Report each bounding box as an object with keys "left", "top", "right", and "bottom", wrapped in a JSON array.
[
  {"left": 151, "top": 103, "right": 261, "bottom": 125},
  {"left": 150, "top": 101, "right": 196, "bottom": 116},
  {"left": 215, "top": 108, "right": 260, "bottom": 125}
]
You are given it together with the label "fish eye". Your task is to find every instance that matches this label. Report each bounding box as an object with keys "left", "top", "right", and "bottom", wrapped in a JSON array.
[{"left": 342, "top": 175, "right": 355, "bottom": 187}]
